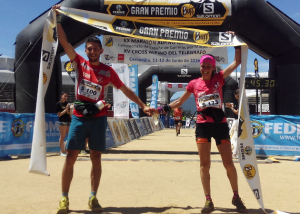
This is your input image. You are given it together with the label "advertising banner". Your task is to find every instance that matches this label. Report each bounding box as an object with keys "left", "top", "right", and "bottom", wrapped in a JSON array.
[
  {"left": 135, "top": 118, "right": 146, "bottom": 136},
  {"left": 116, "top": 118, "right": 131, "bottom": 143},
  {"left": 0, "top": 113, "right": 60, "bottom": 157},
  {"left": 102, "top": 35, "right": 228, "bottom": 66},
  {"left": 112, "top": 64, "right": 130, "bottom": 118},
  {"left": 150, "top": 75, "right": 159, "bottom": 108},
  {"left": 106, "top": 122, "right": 116, "bottom": 149},
  {"left": 124, "top": 119, "right": 136, "bottom": 140},
  {"left": 29, "top": 10, "right": 58, "bottom": 176},
  {"left": 107, "top": 118, "right": 125, "bottom": 146},
  {"left": 129, "top": 119, "right": 141, "bottom": 139},
  {"left": 128, "top": 64, "right": 139, "bottom": 118},
  {"left": 250, "top": 115, "right": 300, "bottom": 156},
  {"left": 103, "top": 0, "right": 232, "bottom": 26},
  {"left": 237, "top": 46, "right": 264, "bottom": 210},
  {"left": 58, "top": 6, "right": 245, "bottom": 48}
]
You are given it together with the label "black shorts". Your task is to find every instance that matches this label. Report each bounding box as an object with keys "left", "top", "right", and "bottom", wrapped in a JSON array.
[
  {"left": 195, "top": 123, "right": 230, "bottom": 145},
  {"left": 175, "top": 120, "right": 182, "bottom": 125}
]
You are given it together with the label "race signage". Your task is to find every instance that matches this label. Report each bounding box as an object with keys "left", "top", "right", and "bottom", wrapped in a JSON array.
[
  {"left": 104, "top": 0, "right": 232, "bottom": 26},
  {"left": 102, "top": 35, "right": 228, "bottom": 66},
  {"left": 58, "top": 7, "right": 244, "bottom": 47}
]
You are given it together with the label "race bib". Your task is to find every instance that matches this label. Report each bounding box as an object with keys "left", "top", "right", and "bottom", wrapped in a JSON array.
[
  {"left": 175, "top": 116, "right": 180, "bottom": 120},
  {"left": 198, "top": 93, "right": 221, "bottom": 109},
  {"left": 78, "top": 79, "right": 102, "bottom": 100}
]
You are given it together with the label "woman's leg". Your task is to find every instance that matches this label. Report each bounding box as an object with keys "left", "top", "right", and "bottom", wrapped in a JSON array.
[
  {"left": 196, "top": 140, "right": 212, "bottom": 196},
  {"left": 59, "top": 125, "right": 68, "bottom": 153},
  {"left": 217, "top": 142, "right": 238, "bottom": 191}
]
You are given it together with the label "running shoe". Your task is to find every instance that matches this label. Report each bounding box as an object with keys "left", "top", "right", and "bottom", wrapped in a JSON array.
[
  {"left": 232, "top": 196, "right": 247, "bottom": 213},
  {"left": 201, "top": 200, "right": 214, "bottom": 213},
  {"left": 88, "top": 196, "right": 103, "bottom": 212},
  {"left": 60, "top": 153, "right": 67, "bottom": 157},
  {"left": 56, "top": 196, "right": 69, "bottom": 214},
  {"left": 80, "top": 150, "right": 88, "bottom": 155}
]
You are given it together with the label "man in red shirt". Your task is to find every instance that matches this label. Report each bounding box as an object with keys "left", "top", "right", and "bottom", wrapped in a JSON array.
[
  {"left": 173, "top": 107, "right": 183, "bottom": 136},
  {"left": 53, "top": 5, "right": 153, "bottom": 214}
]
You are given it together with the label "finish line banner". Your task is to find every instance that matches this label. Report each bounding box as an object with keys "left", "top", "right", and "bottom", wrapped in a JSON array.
[
  {"left": 103, "top": 0, "right": 232, "bottom": 27},
  {"left": 57, "top": 6, "right": 245, "bottom": 47},
  {"left": 102, "top": 35, "right": 228, "bottom": 66}
]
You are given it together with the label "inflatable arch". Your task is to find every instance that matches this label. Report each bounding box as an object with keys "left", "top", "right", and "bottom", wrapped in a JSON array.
[{"left": 15, "top": 0, "right": 300, "bottom": 115}]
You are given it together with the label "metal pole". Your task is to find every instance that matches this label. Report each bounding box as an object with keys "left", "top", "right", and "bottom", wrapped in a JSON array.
[
  {"left": 256, "top": 89, "right": 259, "bottom": 114},
  {"left": 260, "top": 89, "right": 262, "bottom": 115}
]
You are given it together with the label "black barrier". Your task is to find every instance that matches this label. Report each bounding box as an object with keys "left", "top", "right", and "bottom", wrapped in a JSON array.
[{"left": 15, "top": 0, "right": 300, "bottom": 115}]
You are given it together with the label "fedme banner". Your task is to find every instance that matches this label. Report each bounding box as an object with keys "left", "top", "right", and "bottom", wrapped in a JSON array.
[
  {"left": 251, "top": 115, "right": 300, "bottom": 156},
  {"left": 0, "top": 112, "right": 164, "bottom": 157},
  {"left": 0, "top": 113, "right": 60, "bottom": 157}
]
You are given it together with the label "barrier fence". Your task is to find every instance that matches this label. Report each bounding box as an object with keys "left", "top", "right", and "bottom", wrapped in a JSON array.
[
  {"left": 1, "top": 112, "right": 299, "bottom": 157},
  {"left": 0, "top": 112, "right": 164, "bottom": 157}
]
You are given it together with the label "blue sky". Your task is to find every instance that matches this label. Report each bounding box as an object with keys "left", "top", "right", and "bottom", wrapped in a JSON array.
[{"left": 0, "top": 0, "right": 300, "bottom": 74}]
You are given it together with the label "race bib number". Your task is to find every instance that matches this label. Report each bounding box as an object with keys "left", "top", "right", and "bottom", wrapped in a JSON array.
[
  {"left": 198, "top": 93, "right": 221, "bottom": 109},
  {"left": 78, "top": 79, "right": 102, "bottom": 100},
  {"left": 175, "top": 116, "right": 180, "bottom": 120}
]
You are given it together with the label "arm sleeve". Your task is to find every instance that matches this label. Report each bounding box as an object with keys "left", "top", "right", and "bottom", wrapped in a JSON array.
[{"left": 186, "top": 80, "right": 194, "bottom": 93}]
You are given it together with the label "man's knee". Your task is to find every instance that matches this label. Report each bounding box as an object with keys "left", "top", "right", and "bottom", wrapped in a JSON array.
[
  {"left": 65, "top": 150, "right": 79, "bottom": 165},
  {"left": 90, "top": 151, "right": 102, "bottom": 164}
]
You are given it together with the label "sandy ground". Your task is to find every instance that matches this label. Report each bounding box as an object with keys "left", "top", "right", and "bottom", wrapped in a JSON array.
[{"left": 0, "top": 128, "right": 299, "bottom": 214}]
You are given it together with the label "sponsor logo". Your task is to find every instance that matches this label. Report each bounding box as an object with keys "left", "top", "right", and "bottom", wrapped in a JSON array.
[
  {"left": 42, "top": 50, "right": 50, "bottom": 62},
  {"left": 120, "top": 21, "right": 128, "bottom": 28},
  {"left": 111, "top": 4, "right": 126, "bottom": 15},
  {"left": 116, "top": 5, "right": 122, "bottom": 11},
  {"left": 239, "top": 143, "right": 246, "bottom": 160},
  {"left": 83, "top": 72, "right": 91, "bottom": 79},
  {"left": 203, "top": 3, "right": 214, "bottom": 14},
  {"left": 105, "top": 37, "right": 113, "bottom": 47},
  {"left": 181, "top": 69, "right": 188, "bottom": 74},
  {"left": 195, "top": 0, "right": 227, "bottom": 19},
  {"left": 253, "top": 189, "right": 260, "bottom": 199},
  {"left": 243, "top": 164, "right": 256, "bottom": 180},
  {"left": 245, "top": 146, "right": 253, "bottom": 156},
  {"left": 43, "top": 72, "right": 47, "bottom": 84},
  {"left": 64, "top": 61, "right": 74, "bottom": 72},
  {"left": 181, "top": 4, "right": 195, "bottom": 18},
  {"left": 251, "top": 120, "right": 263, "bottom": 138},
  {"left": 152, "top": 75, "right": 158, "bottom": 83},
  {"left": 238, "top": 117, "right": 245, "bottom": 138},
  {"left": 117, "top": 101, "right": 128, "bottom": 108},
  {"left": 119, "top": 121, "right": 130, "bottom": 141},
  {"left": 219, "top": 32, "right": 233, "bottom": 42},
  {"left": 104, "top": 55, "right": 115, "bottom": 61},
  {"left": 113, "top": 121, "right": 122, "bottom": 142},
  {"left": 42, "top": 47, "right": 55, "bottom": 70},
  {"left": 11, "top": 119, "right": 25, "bottom": 137},
  {"left": 215, "top": 56, "right": 225, "bottom": 62},
  {"left": 97, "top": 76, "right": 103, "bottom": 83},
  {"left": 118, "top": 54, "right": 125, "bottom": 63},
  {"left": 46, "top": 24, "right": 57, "bottom": 43},
  {"left": 193, "top": 31, "right": 209, "bottom": 44}
]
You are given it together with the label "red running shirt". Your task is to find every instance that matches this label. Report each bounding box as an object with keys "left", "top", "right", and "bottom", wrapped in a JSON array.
[
  {"left": 173, "top": 108, "right": 182, "bottom": 120},
  {"left": 186, "top": 71, "right": 226, "bottom": 123},
  {"left": 71, "top": 54, "right": 124, "bottom": 117}
]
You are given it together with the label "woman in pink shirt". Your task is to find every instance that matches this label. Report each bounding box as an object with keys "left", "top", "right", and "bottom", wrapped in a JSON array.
[{"left": 157, "top": 42, "right": 246, "bottom": 213}]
